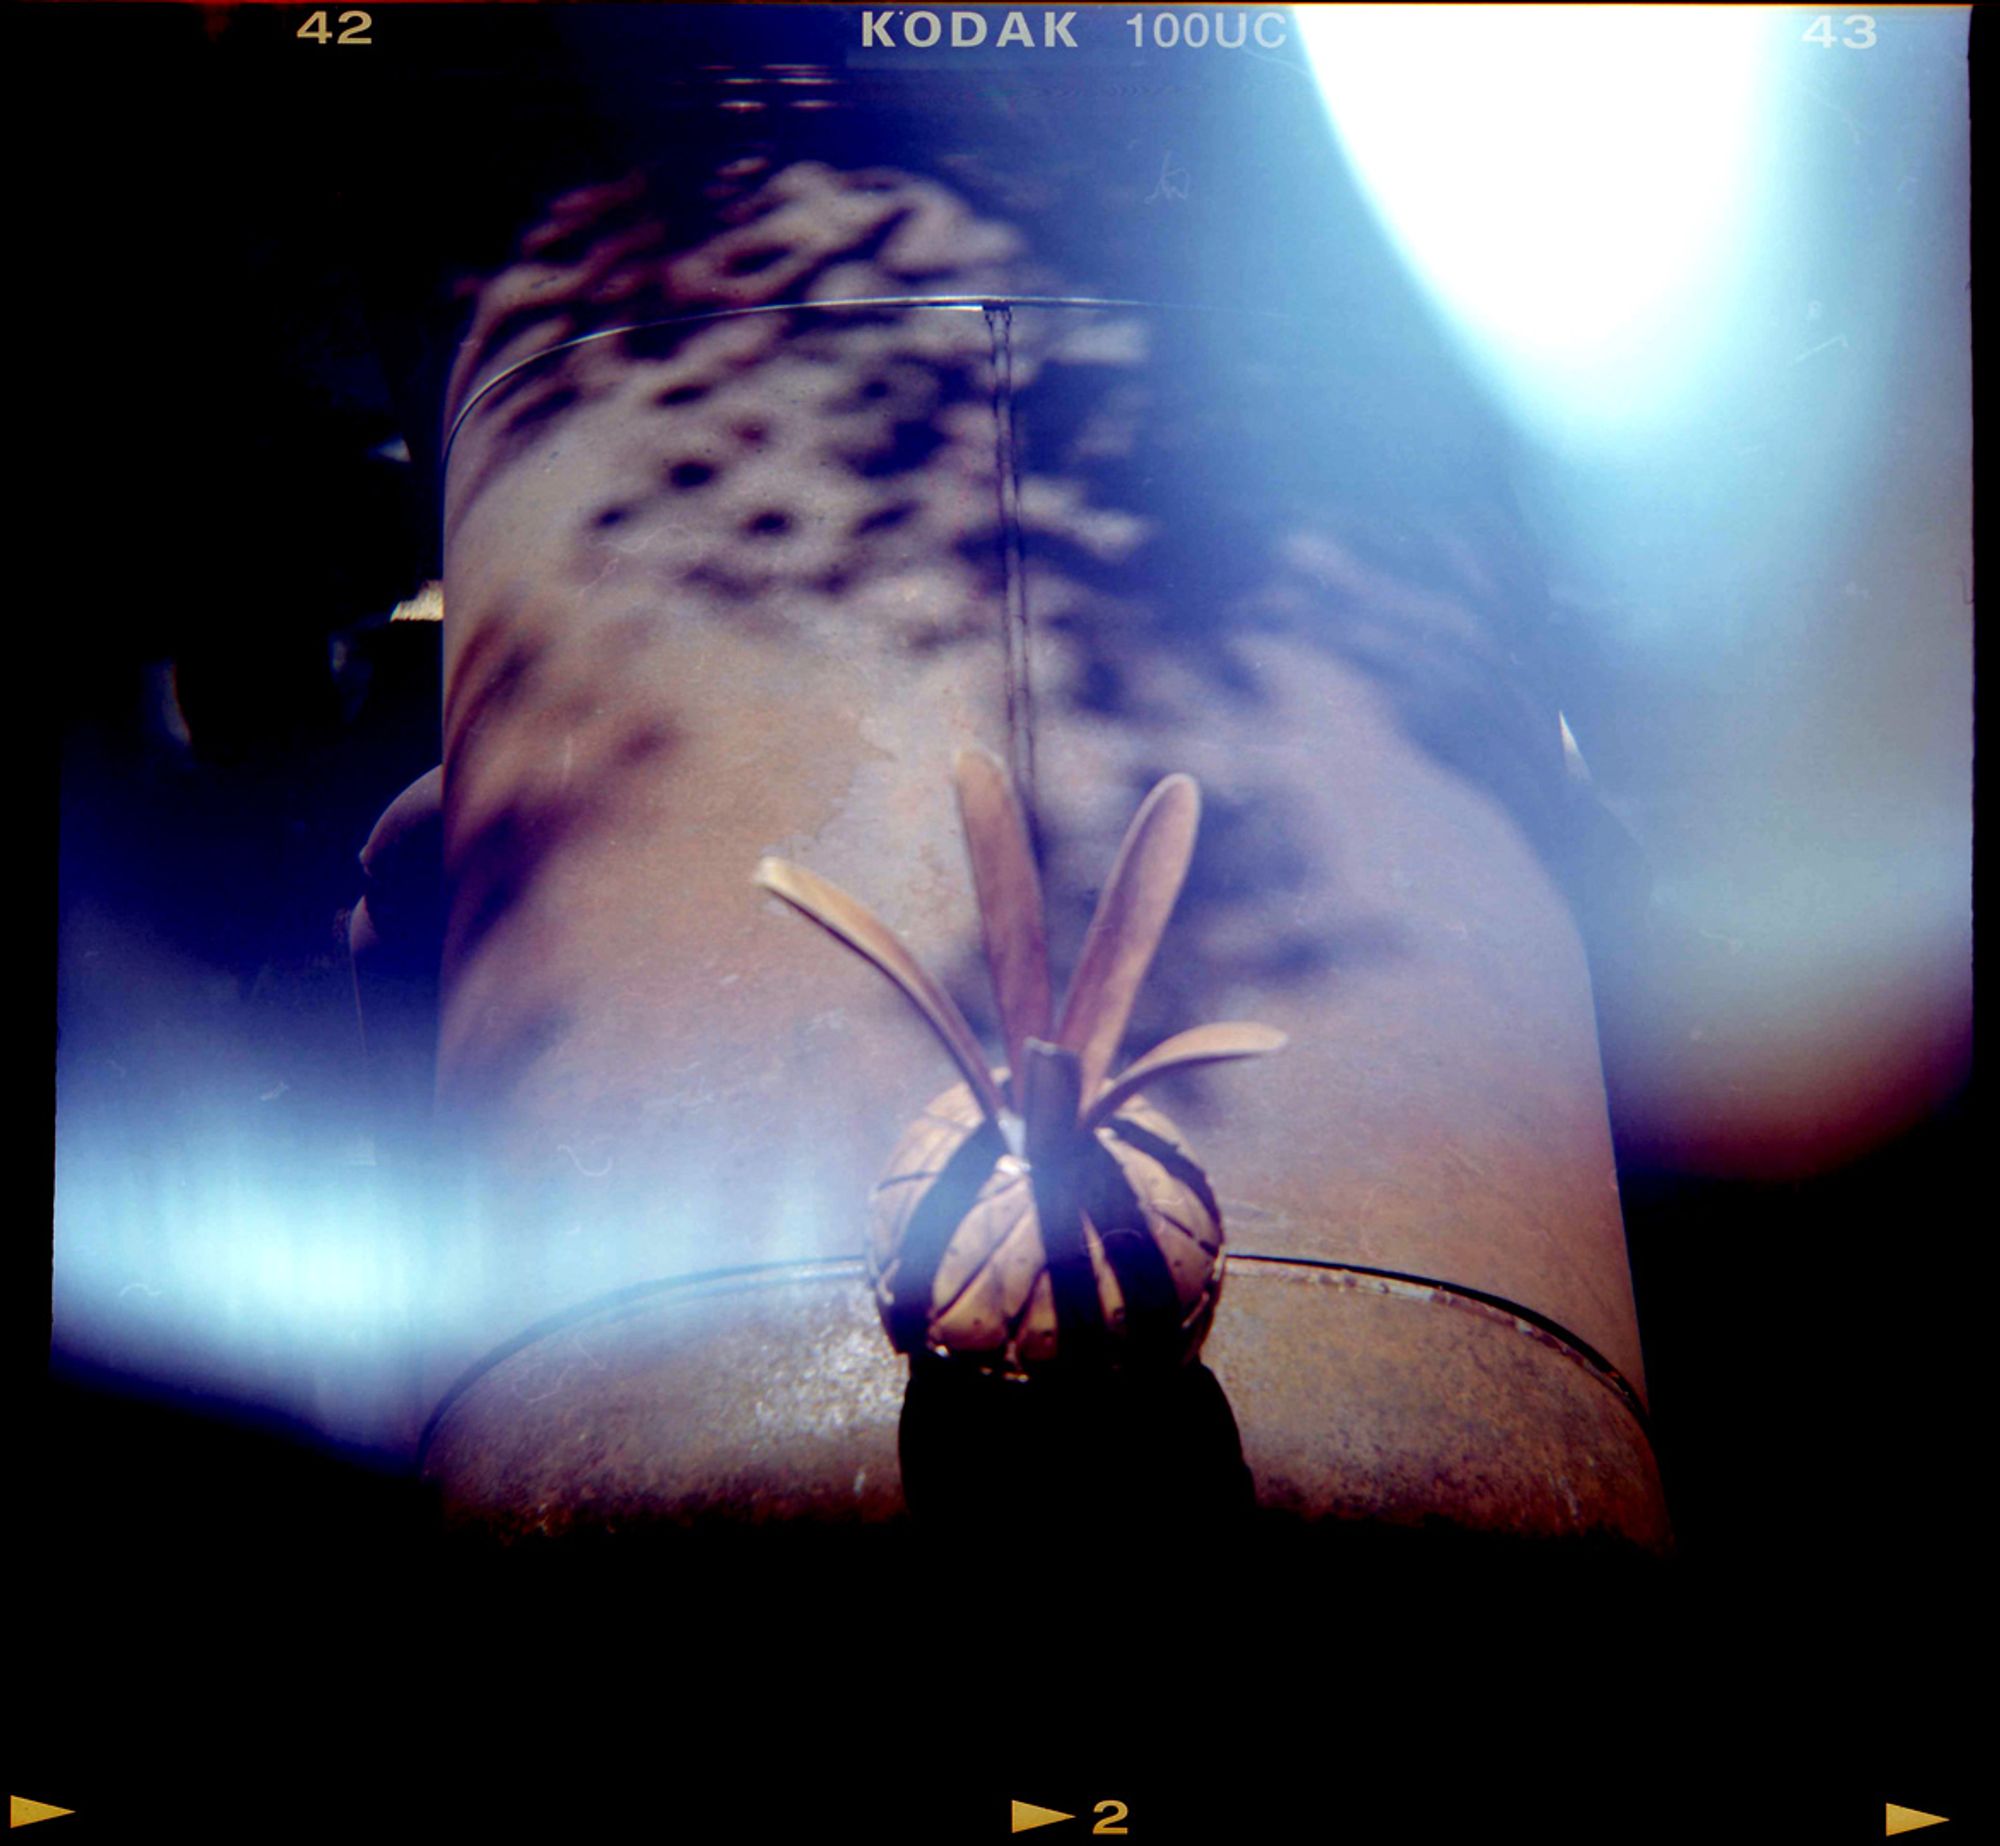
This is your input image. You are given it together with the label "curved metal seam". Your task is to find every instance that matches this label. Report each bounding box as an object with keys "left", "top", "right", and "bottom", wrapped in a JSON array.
[
  {"left": 417, "top": 1257, "right": 867, "bottom": 1464},
  {"left": 441, "top": 292, "right": 1301, "bottom": 464},
  {"left": 418, "top": 1249, "right": 1648, "bottom": 1468},
  {"left": 1226, "top": 1252, "right": 1650, "bottom": 1430}
]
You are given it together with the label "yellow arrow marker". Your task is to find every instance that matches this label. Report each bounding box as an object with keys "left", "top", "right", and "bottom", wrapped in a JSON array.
[
  {"left": 1011, "top": 1799, "right": 1075, "bottom": 1834},
  {"left": 9, "top": 1797, "right": 75, "bottom": 1830},
  {"left": 1886, "top": 1805, "right": 1949, "bottom": 1836}
]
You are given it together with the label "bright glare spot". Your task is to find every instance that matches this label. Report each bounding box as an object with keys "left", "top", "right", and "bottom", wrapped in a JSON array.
[{"left": 1298, "top": 5, "right": 1782, "bottom": 444}]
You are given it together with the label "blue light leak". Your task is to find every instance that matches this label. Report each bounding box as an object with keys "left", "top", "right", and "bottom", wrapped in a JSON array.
[
  {"left": 1297, "top": 5, "right": 1788, "bottom": 451},
  {"left": 1302, "top": 6, "right": 1971, "bottom": 1170}
]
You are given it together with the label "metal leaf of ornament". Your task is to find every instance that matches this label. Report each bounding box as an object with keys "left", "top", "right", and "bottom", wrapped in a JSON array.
[
  {"left": 753, "top": 856, "right": 1007, "bottom": 1123},
  {"left": 762, "top": 755, "right": 1288, "bottom": 1375},
  {"left": 1018, "top": 1037, "right": 1085, "bottom": 1174},
  {"left": 1083, "top": 1021, "right": 1289, "bottom": 1131},
  {"left": 953, "top": 748, "right": 1053, "bottom": 1109},
  {"left": 1054, "top": 774, "right": 1201, "bottom": 1104}
]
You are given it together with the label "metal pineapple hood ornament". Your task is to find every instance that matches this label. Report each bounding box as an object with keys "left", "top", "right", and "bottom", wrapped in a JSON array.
[{"left": 754, "top": 749, "right": 1284, "bottom": 1376}]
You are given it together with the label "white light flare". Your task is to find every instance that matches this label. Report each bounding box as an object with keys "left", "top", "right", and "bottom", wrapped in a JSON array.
[{"left": 1298, "top": 5, "right": 1786, "bottom": 447}]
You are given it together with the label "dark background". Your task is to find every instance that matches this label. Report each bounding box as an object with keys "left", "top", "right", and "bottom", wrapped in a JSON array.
[{"left": 19, "top": 5, "right": 1977, "bottom": 1839}]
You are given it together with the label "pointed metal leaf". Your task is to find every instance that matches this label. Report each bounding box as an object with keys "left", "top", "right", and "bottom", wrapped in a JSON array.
[
  {"left": 954, "top": 748, "right": 1053, "bottom": 1109},
  {"left": 1082, "top": 1022, "right": 1287, "bottom": 1131},
  {"left": 1054, "top": 774, "right": 1201, "bottom": 1103},
  {"left": 1018, "top": 1037, "right": 1084, "bottom": 1171},
  {"left": 754, "top": 857, "right": 1006, "bottom": 1122}
]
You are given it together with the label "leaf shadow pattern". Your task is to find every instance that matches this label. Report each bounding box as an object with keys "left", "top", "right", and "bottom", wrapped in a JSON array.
[
  {"left": 441, "top": 135, "right": 1598, "bottom": 1121},
  {"left": 1014, "top": 305, "right": 1578, "bottom": 877},
  {"left": 435, "top": 601, "right": 681, "bottom": 1121},
  {"left": 443, "top": 154, "right": 1050, "bottom": 557}
]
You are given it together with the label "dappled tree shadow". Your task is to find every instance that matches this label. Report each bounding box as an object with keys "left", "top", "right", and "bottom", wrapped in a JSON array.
[
  {"left": 437, "top": 102, "right": 1590, "bottom": 1126},
  {"left": 432, "top": 600, "right": 682, "bottom": 1118},
  {"left": 443, "top": 157, "right": 1045, "bottom": 554}
]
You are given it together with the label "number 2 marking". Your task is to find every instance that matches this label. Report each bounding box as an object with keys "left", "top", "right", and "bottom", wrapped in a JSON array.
[{"left": 1093, "top": 1800, "right": 1130, "bottom": 1836}]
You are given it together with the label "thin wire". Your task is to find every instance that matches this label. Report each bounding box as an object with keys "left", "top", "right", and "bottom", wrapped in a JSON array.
[
  {"left": 984, "top": 302, "right": 1036, "bottom": 819},
  {"left": 442, "top": 292, "right": 1301, "bottom": 461}
]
